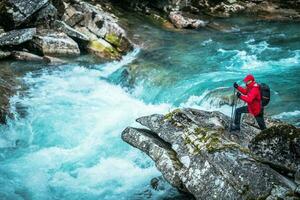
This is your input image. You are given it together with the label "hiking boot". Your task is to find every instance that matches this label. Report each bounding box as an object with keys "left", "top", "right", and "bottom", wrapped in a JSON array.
[{"left": 230, "top": 124, "right": 240, "bottom": 132}]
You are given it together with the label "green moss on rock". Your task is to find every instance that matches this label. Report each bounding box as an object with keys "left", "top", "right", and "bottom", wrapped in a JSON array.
[{"left": 87, "top": 39, "right": 121, "bottom": 60}]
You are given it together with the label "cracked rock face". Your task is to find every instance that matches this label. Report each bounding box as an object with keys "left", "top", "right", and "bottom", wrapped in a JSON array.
[{"left": 122, "top": 108, "right": 300, "bottom": 199}]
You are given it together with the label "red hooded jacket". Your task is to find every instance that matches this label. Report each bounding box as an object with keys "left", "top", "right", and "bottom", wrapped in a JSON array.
[{"left": 237, "top": 75, "right": 262, "bottom": 116}]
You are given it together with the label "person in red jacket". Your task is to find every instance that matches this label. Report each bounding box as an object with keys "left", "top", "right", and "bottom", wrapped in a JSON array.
[{"left": 231, "top": 74, "right": 266, "bottom": 131}]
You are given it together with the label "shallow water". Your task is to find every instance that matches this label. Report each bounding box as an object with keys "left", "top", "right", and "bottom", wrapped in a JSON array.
[{"left": 0, "top": 15, "right": 299, "bottom": 199}]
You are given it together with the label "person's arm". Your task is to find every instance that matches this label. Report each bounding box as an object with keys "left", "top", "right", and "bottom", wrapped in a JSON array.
[
  {"left": 239, "top": 87, "right": 259, "bottom": 103},
  {"left": 237, "top": 86, "right": 247, "bottom": 95}
]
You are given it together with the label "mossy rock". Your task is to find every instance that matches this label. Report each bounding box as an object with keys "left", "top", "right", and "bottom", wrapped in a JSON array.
[
  {"left": 87, "top": 39, "right": 121, "bottom": 60},
  {"left": 104, "top": 33, "right": 132, "bottom": 54}
]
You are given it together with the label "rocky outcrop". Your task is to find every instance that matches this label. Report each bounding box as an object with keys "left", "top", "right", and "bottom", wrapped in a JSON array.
[
  {"left": 0, "top": 0, "right": 133, "bottom": 61},
  {"left": 122, "top": 108, "right": 300, "bottom": 199},
  {"left": 113, "top": 0, "right": 300, "bottom": 29},
  {"left": 61, "top": 0, "right": 133, "bottom": 58}
]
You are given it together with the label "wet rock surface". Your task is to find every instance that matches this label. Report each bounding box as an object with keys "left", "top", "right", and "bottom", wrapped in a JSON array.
[
  {"left": 122, "top": 108, "right": 300, "bottom": 199},
  {"left": 0, "top": 65, "right": 18, "bottom": 124}
]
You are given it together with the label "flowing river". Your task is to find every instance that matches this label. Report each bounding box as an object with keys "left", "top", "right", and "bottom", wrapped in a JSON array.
[{"left": 0, "top": 15, "right": 299, "bottom": 199}]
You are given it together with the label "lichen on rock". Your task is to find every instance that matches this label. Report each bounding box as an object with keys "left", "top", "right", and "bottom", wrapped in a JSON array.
[{"left": 122, "top": 108, "right": 300, "bottom": 199}]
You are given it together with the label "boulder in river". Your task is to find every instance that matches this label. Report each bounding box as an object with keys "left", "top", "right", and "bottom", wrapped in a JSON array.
[
  {"left": 122, "top": 108, "right": 300, "bottom": 199},
  {"left": 0, "top": 28, "right": 36, "bottom": 46},
  {"left": 30, "top": 30, "right": 80, "bottom": 56},
  {"left": 169, "top": 11, "right": 207, "bottom": 29}
]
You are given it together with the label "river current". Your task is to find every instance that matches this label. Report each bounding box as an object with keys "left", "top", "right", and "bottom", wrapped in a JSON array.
[{"left": 0, "top": 16, "right": 299, "bottom": 199}]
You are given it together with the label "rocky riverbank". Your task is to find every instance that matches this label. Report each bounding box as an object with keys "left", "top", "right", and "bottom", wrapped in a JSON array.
[
  {"left": 111, "top": 0, "right": 300, "bottom": 30},
  {"left": 122, "top": 108, "right": 300, "bottom": 199},
  {"left": 0, "top": 0, "right": 135, "bottom": 123},
  {"left": 0, "top": 0, "right": 133, "bottom": 63}
]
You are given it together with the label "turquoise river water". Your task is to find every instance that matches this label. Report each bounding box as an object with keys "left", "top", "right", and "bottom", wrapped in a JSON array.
[{"left": 0, "top": 16, "right": 299, "bottom": 199}]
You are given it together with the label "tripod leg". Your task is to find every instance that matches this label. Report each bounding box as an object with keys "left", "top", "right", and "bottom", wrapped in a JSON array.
[{"left": 229, "top": 88, "right": 236, "bottom": 131}]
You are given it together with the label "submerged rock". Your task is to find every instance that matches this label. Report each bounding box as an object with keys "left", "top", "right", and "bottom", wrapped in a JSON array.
[{"left": 122, "top": 108, "right": 299, "bottom": 199}]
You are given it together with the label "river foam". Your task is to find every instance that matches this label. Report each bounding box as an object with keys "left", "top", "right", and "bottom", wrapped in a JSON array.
[{"left": 0, "top": 50, "right": 173, "bottom": 199}]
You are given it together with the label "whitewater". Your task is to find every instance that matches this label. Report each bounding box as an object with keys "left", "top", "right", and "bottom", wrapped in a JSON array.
[{"left": 0, "top": 16, "right": 299, "bottom": 199}]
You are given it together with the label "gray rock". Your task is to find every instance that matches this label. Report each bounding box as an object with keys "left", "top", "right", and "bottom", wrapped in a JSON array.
[
  {"left": 122, "top": 108, "right": 299, "bottom": 199},
  {"left": 62, "top": 0, "right": 133, "bottom": 56},
  {"left": 0, "top": 65, "right": 17, "bottom": 124},
  {"left": 0, "top": 0, "right": 49, "bottom": 28},
  {"left": 169, "top": 11, "right": 207, "bottom": 29},
  {"left": 54, "top": 20, "right": 89, "bottom": 47},
  {"left": 0, "top": 50, "right": 11, "bottom": 59},
  {"left": 34, "top": 3, "right": 58, "bottom": 27},
  {"left": 249, "top": 124, "right": 300, "bottom": 176},
  {"left": 43, "top": 55, "right": 66, "bottom": 64},
  {"left": 0, "top": 28, "right": 36, "bottom": 46},
  {"left": 12, "top": 51, "right": 44, "bottom": 62},
  {"left": 65, "top": 11, "right": 85, "bottom": 27},
  {"left": 30, "top": 30, "right": 80, "bottom": 56}
]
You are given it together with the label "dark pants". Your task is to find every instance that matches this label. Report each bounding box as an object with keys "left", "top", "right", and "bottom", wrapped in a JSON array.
[{"left": 234, "top": 106, "right": 266, "bottom": 130}]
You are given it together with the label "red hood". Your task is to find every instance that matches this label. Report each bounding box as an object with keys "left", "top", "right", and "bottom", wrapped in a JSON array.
[{"left": 243, "top": 74, "right": 255, "bottom": 83}]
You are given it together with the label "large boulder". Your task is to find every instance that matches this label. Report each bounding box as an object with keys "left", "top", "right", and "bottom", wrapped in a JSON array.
[
  {"left": 0, "top": 0, "right": 49, "bottom": 29},
  {"left": 29, "top": 30, "right": 80, "bottom": 56},
  {"left": 249, "top": 124, "right": 300, "bottom": 176},
  {"left": 122, "top": 108, "right": 299, "bottom": 199},
  {"left": 0, "top": 28, "right": 36, "bottom": 46}
]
